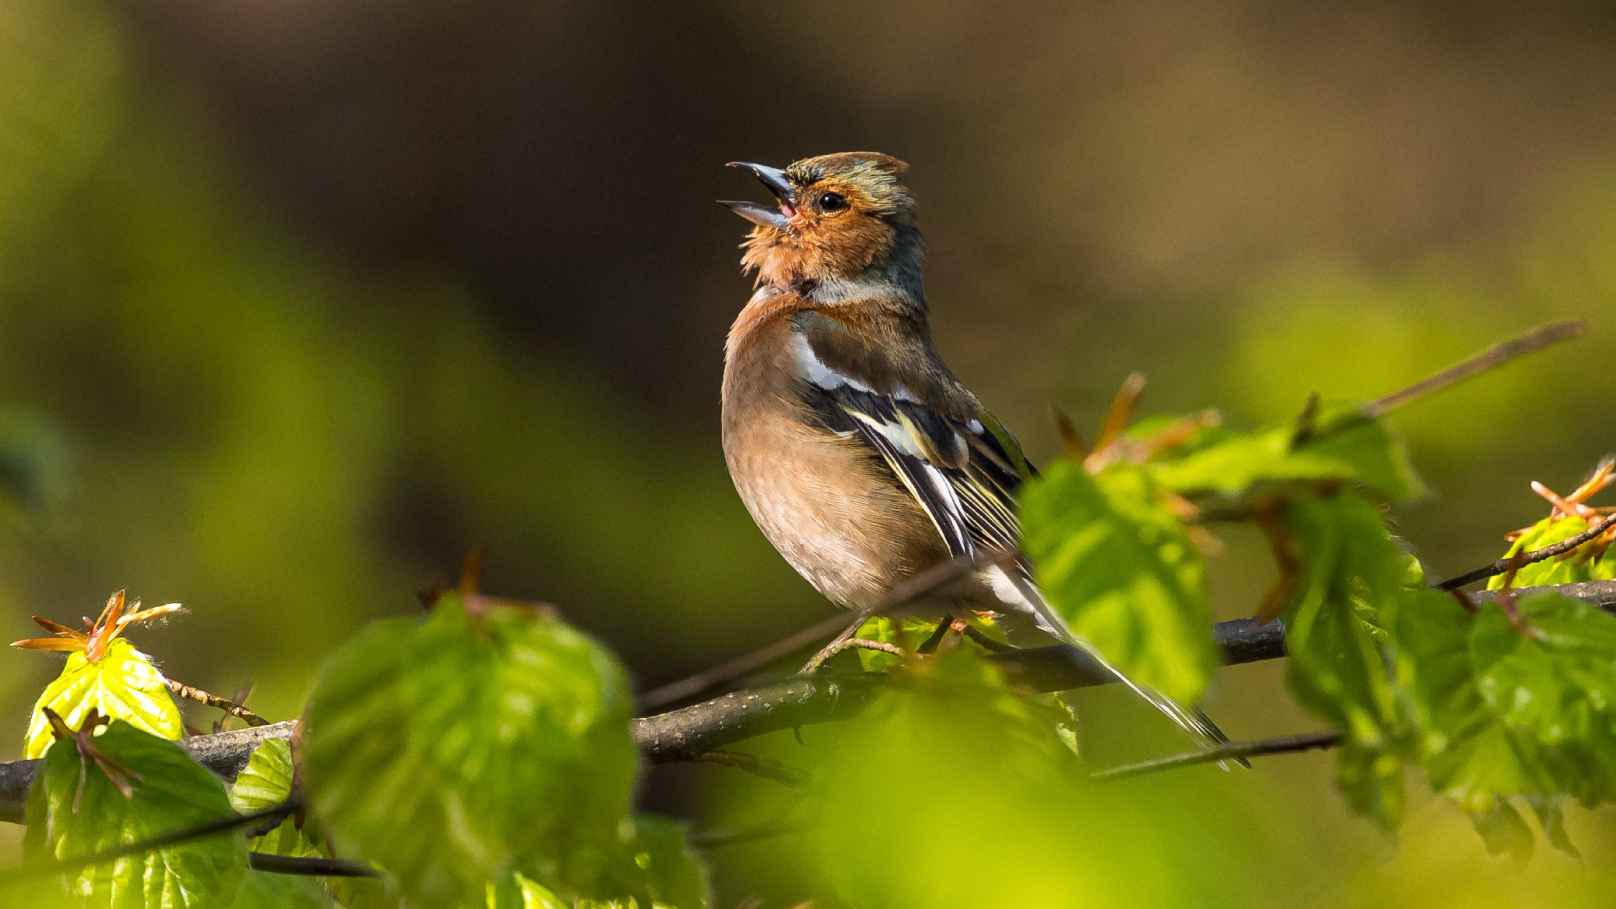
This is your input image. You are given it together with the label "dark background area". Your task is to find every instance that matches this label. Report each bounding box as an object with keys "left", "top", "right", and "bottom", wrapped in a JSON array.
[{"left": 2, "top": 1, "right": 1615, "bottom": 905}]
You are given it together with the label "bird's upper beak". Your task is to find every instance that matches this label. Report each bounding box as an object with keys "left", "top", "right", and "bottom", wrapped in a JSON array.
[{"left": 720, "top": 162, "right": 797, "bottom": 230}]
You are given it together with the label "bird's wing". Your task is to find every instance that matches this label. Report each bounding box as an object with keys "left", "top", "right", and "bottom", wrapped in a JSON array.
[
  {"left": 792, "top": 310, "right": 1239, "bottom": 760},
  {"left": 791, "top": 311, "right": 1029, "bottom": 565}
]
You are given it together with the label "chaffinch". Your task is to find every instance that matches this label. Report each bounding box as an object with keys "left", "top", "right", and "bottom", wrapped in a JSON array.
[{"left": 719, "top": 152, "right": 1229, "bottom": 752}]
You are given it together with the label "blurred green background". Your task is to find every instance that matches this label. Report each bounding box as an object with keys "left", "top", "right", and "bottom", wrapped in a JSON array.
[{"left": 1, "top": 0, "right": 1614, "bottom": 905}]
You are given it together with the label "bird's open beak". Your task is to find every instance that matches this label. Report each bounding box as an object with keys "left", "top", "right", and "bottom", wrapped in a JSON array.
[{"left": 720, "top": 161, "right": 797, "bottom": 230}]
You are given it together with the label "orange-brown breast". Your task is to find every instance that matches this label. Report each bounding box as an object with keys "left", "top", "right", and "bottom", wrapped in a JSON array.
[{"left": 721, "top": 293, "right": 947, "bottom": 610}]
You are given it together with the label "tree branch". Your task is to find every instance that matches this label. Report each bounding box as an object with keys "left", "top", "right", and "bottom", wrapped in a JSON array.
[
  {"left": 1089, "top": 731, "right": 1343, "bottom": 780},
  {"left": 3, "top": 579, "right": 1615, "bottom": 824}
]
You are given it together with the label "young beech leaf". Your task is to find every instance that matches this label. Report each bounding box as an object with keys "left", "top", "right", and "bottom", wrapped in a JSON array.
[
  {"left": 488, "top": 815, "right": 711, "bottom": 909},
  {"left": 227, "top": 870, "right": 334, "bottom": 909},
  {"left": 1393, "top": 591, "right": 1616, "bottom": 859},
  {"left": 1021, "top": 460, "right": 1218, "bottom": 705},
  {"left": 851, "top": 615, "right": 1005, "bottom": 672},
  {"left": 1486, "top": 515, "right": 1616, "bottom": 590},
  {"left": 229, "top": 738, "right": 323, "bottom": 860},
  {"left": 592, "top": 815, "right": 711, "bottom": 909},
  {"left": 1469, "top": 593, "right": 1616, "bottom": 804},
  {"left": 1277, "top": 494, "right": 1412, "bottom": 827},
  {"left": 23, "top": 720, "right": 248, "bottom": 909},
  {"left": 23, "top": 637, "right": 182, "bottom": 759},
  {"left": 816, "top": 650, "right": 1234, "bottom": 909},
  {"left": 1148, "top": 405, "right": 1423, "bottom": 502},
  {"left": 851, "top": 615, "right": 910, "bottom": 672},
  {"left": 486, "top": 873, "right": 569, "bottom": 909},
  {"left": 1395, "top": 593, "right": 1549, "bottom": 838},
  {"left": 302, "top": 595, "right": 638, "bottom": 909}
]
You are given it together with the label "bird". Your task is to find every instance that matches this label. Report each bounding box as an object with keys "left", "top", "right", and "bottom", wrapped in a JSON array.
[{"left": 717, "top": 151, "right": 1232, "bottom": 754}]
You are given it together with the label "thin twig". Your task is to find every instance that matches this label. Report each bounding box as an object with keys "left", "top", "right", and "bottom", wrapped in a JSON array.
[
  {"left": 637, "top": 613, "right": 856, "bottom": 711},
  {"left": 1363, "top": 320, "right": 1584, "bottom": 418},
  {"left": 166, "top": 679, "right": 270, "bottom": 728},
  {"left": 697, "top": 750, "right": 813, "bottom": 788},
  {"left": 801, "top": 638, "right": 905, "bottom": 674},
  {"left": 691, "top": 814, "right": 818, "bottom": 848},
  {"left": 0, "top": 798, "right": 301, "bottom": 886},
  {"left": 1090, "top": 731, "right": 1343, "bottom": 780},
  {"left": 248, "top": 852, "right": 379, "bottom": 878},
  {"left": 797, "top": 549, "right": 1017, "bottom": 673},
  {"left": 640, "top": 548, "right": 1017, "bottom": 710},
  {"left": 1437, "top": 512, "right": 1616, "bottom": 590}
]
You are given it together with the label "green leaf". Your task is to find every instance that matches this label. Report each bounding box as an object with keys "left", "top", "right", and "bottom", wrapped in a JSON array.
[
  {"left": 329, "top": 875, "right": 406, "bottom": 909},
  {"left": 593, "top": 815, "right": 710, "bottom": 909},
  {"left": 1149, "top": 405, "right": 1423, "bottom": 501},
  {"left": 486, "top": 874, "right": 569, "bottom": 909},
  {"left": 1392, "top": 590, "right": 1616, "bottom": 858},
  {"left": 851, "top": 615, "right": 908, "bottom": 672},
  {"left": 1468, "top": 799, "right": 1535, "bottom": 866},
  {"left": 1528, "top": 796, "right": 1580, "bottom": 858},
  {"left": 228, "top": 870, "right": 335, "bottom": 909},
  {"left": 23, "top": 638, "right": 183, "bottom": 759},
  {"left": 1280, "top": 495, "right": 1407, "bottom": 736},
  {"left": 1485, "top": 515, "right": 1616, "bottom": 590},
  {"left": 1469, "top": 593, "right": 1616, "bottom": 804},
  {"left": 229, "top": 738, "right": 322, "bottom": 859},
  {"left": 1397, "top": 594, "right": 1550, "bottom": 810},
  {"left": 303, "top": 595, "right": 638, "bottom": 909},
  {"left": 1021, "top": 460, "right": 1219, "bottom": 704},
  {"left": 815, "top": 649, "right": 1230, "bottom": 909},
  {"left": 1334, "top": 741, "right": 1405, "bottom": 828},
  {"left": 24, "top": 720, "right": 248, "bottom": 908},
  {"left": 851, "top": 615, "right": 998, "bottom": 672},
  {"left": 1278, "top": 493, "right": 1416, "bottom": 827}
]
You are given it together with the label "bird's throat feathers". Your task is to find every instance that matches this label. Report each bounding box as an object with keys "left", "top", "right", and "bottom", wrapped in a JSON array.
[{"left": 741, "top": 221, "right": 925, "bottom": 306}]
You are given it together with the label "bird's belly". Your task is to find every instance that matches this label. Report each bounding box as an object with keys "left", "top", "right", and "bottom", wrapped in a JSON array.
[{"left": 723, "top": 411, "right": 944, "bottom": 610}]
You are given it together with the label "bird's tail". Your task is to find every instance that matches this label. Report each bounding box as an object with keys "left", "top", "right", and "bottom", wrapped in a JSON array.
[{"left": 996, "top": 567, "right": 1247, "bottom": 768}]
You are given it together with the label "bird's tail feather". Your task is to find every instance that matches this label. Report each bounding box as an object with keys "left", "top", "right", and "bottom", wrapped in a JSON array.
[{"left": 997, "top": 568, "right": 1247, "bottom": 769}]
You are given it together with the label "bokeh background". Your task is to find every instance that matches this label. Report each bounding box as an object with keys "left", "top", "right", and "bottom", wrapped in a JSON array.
[{"left": 2, "top": 0, "right": 1615, "bottom": 905}]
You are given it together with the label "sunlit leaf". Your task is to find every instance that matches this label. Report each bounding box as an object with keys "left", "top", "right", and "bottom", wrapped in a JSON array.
[
  {"left": 1149, "top": 405, "right": 1423, "bottom": 501},
  {"left": 1021, "top": 460, "right": 1219, "bottom": 704},
  {"left": 1397, "top": 596, "right": 1550, "bottom": 833},
  {"left": 1469, "top": 593, "right": 1616, "bottom": 805},
  {"left": 486, "top": 816, "right": 711, "bottom": 909},
  {"left": 228, "top": 870, "right": 334, "bottom": 909},
  {"left": 1467, "top": 798, "right": 1535, "bottom": 866},
  {"left": 229, "top": 738, "right": 322, "bottom": 859},
  {"left": 851, "top": 615, "right": 910, "bottom": 672},
  {"left": 303, "top": 594, "right": 638, "bottom": 909},
  {"left": 23, "top": 637, "right": 182, "bottom": 759},
  {"left": 816, "top": 650, "right": 1239, "bottom": 909},
  {"left": 1392, "top": 590, "right": 1616, "bottom": 858},
  {"left": 1485, "top": 516, "right": 1616, "bottom": 590},
  {"left": 485, "top": 873, "right": 568, "bottom": 909},
  {"left": 1278, "top": 494, "right": 1414, "bottom": 826},
  {"left": 594, "top": 815, "right": 710, "bottom": 909},
  {"left": 23, "top": 720, "right": 247, "bottom": 908}
]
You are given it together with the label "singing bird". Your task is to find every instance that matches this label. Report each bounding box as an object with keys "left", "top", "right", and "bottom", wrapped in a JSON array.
[{"left": 718, "top": 152, "right": 1231, "bottom": 752}]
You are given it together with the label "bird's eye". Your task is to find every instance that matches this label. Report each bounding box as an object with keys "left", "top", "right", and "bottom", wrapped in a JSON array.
[{"left": 817, "top": 192, "right": 849, "bottom": 212}]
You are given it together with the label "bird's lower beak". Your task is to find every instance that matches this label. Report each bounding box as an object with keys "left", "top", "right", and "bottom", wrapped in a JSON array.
[
  {"left": 720, "top": 200, "right": 792, "bottom": 230},
  {"left": 721, "top": 161, "right": 798, "bottom": 229}
]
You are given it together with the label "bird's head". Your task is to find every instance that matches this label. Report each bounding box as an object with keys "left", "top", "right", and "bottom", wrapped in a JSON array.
[{"left": 723, "top": 152, "right": 923, "bottom": 302}]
